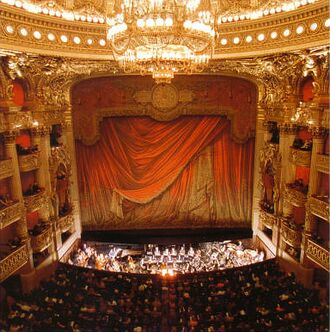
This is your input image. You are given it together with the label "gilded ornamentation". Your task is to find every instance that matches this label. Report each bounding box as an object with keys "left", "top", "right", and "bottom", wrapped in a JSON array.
[
  {"left": 30, "top": 226, "right": 53, "bottom": 253},
  {"left": 24, "top": 189, "right": 47, "bottom": 213},
  {"left": 31, "top": 126, "right": 50, "bottom": 137},
  {"left": 259, "top": 143, "right": 281, "bottom": 213},
  {"left": 283, "top": 186, "right": 307, "bottom": 208},
  {"left": 306, "top": 238, "right": 329, "bottom": 271},
  {"left": 259, "top": 209, "right": 278, "bottom": 229},
  {"left": 0, "top": 244, "right": 28, "bottom": 282},
  {"left": 0, "top": 158, "right": 14, "bottom": 180},
  {"left": 57, "top": 213, "right": 74, "bottom": 233},
  {"left": 0, "top": 2, "right": 328, "bottom": 60},
  {"left": 18, "top": 152, "right": 41, "bottom": 173},
  {"left": 289, "top": 147, "right": 312, "bottom": 167},
  {"left": 315, "top": 153, "right": 329, "bottom": 174},
  {"left": 308, "top": 196, "right": 330, "bottom": 222},
  {"left": 281, "top": 220, "right": 302, "bottom": 248},
  {"left": 3, "top": 130, "right": 18, "bottom": 144},
  {"left": 151, "top": 84, "right": 179, "bottom": 110},
  {"left": 0, "top": 202, "right": 22, "bottom": 229}
]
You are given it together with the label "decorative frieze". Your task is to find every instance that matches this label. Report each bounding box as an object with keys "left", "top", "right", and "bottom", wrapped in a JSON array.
[
  {"left": 259, "top": 209, "right": 278, "bottom": 230},
  {"left": 57, "top": 213, "right": 74, "bottom": 233},
  {"left": 284, "top": 187, "right": 307, "bottom": 208},
  {"left": 289, "top": 147, "right": 311, "bottom": 167},
  {"left": 315, "top": 153, "right": 329, "bottom": 174},
  {"left": 0, "top": 244, "right": 28, "bottom": 282},
  {"left": 281, "top": 221, "right": 302, "bottom": 248},
  {"left": 0, "top": 158, "right": 13, "bottom": 180},
  {"left": 308, "top": 196, "right": 330, "bottom": 222},
  {"left": 18, "top": 152, "right": 41, "bottom": 172},
  {"left": 24, "top": 189, "right": 47, "bottom": 213},
  {"left": 0, "top": 202, "right": 22, "bottom": 229},
  {"left": 30, "top": 226, "right": 53, "bottom": 253},
  {"left": 306, "top": 238, "right": 329, "bottom": 271}
]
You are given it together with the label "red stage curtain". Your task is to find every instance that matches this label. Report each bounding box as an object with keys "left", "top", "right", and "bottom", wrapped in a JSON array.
[
  {"left": 77, "top": 116, "right": 229, "bottom": 203},
  {"left": 76, "top": 116, "right": 254, "bottom": 229}
]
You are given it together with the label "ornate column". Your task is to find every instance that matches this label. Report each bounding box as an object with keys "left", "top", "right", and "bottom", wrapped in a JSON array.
[
  {"left": 31, "top": 126, "right": 52, "bottom": 221},
  {"left": 278, "top": 124, "right": 297, "bottom": 216},
  {"left": 252, "top": 104, "right": 267, "bottom": 234},
  {"left": 3, "top": 130, "right": 23, "bottom": 201},
  {"left": 62, "top": 107, "right": 81, "bottom": 236}
]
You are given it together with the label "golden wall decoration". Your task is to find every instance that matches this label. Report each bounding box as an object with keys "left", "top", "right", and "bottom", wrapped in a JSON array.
[
  {"left": 18, "top": 151, "right": 41, "bottom": 173},
  {"left": 289, "top": 147, "right": 312, "bottom": 167},
  {"left": 0, "top": 201, "right": 22, "bottom": 229},
  {"left": 308, "top": 196, "right": 330, "bottom": 222},
  {"left": 315, "top": 153, "right": 329, "bottom": 174},
  {"left": 306, "top": 238, "right": 329, "bottom": 271},
  {"left": 30, "top": 226, "right": 53, "bottom": 253},
  {"left": 0, "top": 158, "right": 14, "bottom": 180},
  {"left": 0, "top": 244, "right": 28, "bottom": 282}
]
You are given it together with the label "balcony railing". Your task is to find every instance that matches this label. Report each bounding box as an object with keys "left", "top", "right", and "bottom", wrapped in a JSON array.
[
  {"left": 0, "top": 244, "right": 28, "bottom": 282},
  {"left": 0, "top": 158, "right": 13, "bottom": 180},
  {"left": 306, "top": 239, "right": 329, "bottom": 271},
  {"left": 24, "top": 189, "right": 47, "bottom": 213},
  {"left": 0, "top": 202, "right": 22, "bottom": 229},
  {"left": 18, "top": 151, "right": 41, "bottom": 172},
  {"left": 316, "top": 154, "right": 329, "bottom": 174},
  {"left": 289, "top": 147, "right": 311, "bottom": 167},
  {"left": 30, "top": 226, "right": 53, "bottom": 253},
  {"left": 309, "top": 196, "right": 330, "bottom": 222},
  {"left": 281, "top": 221, "right": 302, "bottom": 248},
  {"left": 259, "top": 209, "right": 278, "bottom": 230},
  {"left": 57, "top": 213, "right": 74, "bottom": 233},
  {"left": 284, "top": 187, "right": 307, "bottom": 208}
]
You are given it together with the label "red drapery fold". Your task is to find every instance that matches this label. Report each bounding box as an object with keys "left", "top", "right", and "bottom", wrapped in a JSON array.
[{"left": 77, "top": 116, "right": 229, "bottom": 203}]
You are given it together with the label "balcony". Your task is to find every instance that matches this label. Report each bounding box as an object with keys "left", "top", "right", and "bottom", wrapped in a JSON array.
[
  {"left": 306, "top": 238, "right": 329, "bottom": 271},
  {"left": 57, "top": 212, "right": 74, "bottom": 233},
  {"left": 308, "top": 196, "right": 329, "bottom": 222},
  {"left": 315, "top": 154, "right": 329, "bottom": 174},
  {"left": 0, "top": 158, "right": 13, "bottom": 180},
  {"left": 289, "top": 147, "right": 311, "bottom": 167},
  {"left": 18, "top": 152, "right": 41, "bottom": 172},
  {"left": 0, "top": 201, "right": 22, "bottom": 229},
  {"left": 284, "top": 186, "right": 307, "bottom": 208},
  {"left": 281, "top": 221, "right": 302, "bottom": 248},
  {"left": 24, "top": 189, "right": 47, "bottom": 213},
  {"left": 259, "top": 209, "right": 278, "bottom": 230},
  {"left": 30, "top": 225, "right": 53, "bottom": 253},
  {"left": 0, "top": 244, "right": 28, "bottom": 282}
]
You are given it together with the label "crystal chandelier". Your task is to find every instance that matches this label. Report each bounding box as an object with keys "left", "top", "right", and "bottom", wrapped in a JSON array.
[{"left": 106, "top": 0, "right": 216, "bottom": 83}]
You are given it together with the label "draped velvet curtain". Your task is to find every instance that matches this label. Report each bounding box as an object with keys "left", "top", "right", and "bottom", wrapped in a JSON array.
[{"left": 76, "top": 116, "right": 254, "bottom": 230}]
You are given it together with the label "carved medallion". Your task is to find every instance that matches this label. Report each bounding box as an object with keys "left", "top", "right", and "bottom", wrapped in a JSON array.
[{"left": 151, "top": 84, "right": 179, "bottom": 110}]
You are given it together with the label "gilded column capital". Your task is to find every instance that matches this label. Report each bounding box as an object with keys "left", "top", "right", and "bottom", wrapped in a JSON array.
[
  {"left": 309, "top": 127, "right": 327, "bottom": 139},
  {"left": 31, "top": 126, "right": 51, "bottom": 137},
  {"left": 278, "top": 123, "right": 298, "bottom": 134},
  {"left": 3, "top": 130, "right": 19, "bottom": 144}
]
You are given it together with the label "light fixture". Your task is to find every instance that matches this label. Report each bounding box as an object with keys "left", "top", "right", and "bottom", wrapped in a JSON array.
[{"left": 106, "top": 0, "right": 217, "bottom": 83}]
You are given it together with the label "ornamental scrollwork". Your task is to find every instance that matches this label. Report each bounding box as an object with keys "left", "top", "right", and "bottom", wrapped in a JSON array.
[
  {"left": 23, "top": 189, "right": 48, "bottom": 213},
  {"left": 0, "top": 244, "right": 28, "bottom": 282},
  {"left": 0, "top": 158, "right": 14, "bottom": 180},
  {"left": 259, "top": 143, "right": 281, "bottom": 214},
  {"left": 289, "top": 147, "right": 312, "bottom": 167},
  {"left": 30, "top": 226, "right": 53, "bottom": 253},
  {"left": 281, "top": 219, "right": 302, "bottom": 248},
  {"left": 18, "top": 152, "right": 41, "bottom": 173},
  {"left": 308, "top": 196, "right": 330, "bottom": 222},
  {"left": 306, "top": 239, "right": 329, "bottom": 271},
  {"left": 0, "top": 201, "right": 23, "bottom": 229}
]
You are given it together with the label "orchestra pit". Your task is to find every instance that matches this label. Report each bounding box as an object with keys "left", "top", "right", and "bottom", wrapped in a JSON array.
[{"left": 0, "top": 0, "right": 329, "bottom": 331}]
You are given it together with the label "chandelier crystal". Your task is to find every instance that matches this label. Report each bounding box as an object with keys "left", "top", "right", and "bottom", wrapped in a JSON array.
[{"left": 106, "top": 0, "right": 216, "bottom": 83}]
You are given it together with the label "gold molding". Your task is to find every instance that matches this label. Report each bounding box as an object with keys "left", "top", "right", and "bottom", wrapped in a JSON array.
[
  {"left": 57, "top": 213, "right": 74, "bottom": 233},
  {"left": 259, "top": 209, "right": 278, "bottom": 229},
  {"left": 0, "top": 244, "right": 28, "bottom": 282},
  {"left": 315, "top": 153, "right": 329, "bottom": 174},
  {"left": 0, "top": 158, "right": 13, "bottom": 180},
  {"left": 281, "top": 221, "right": 302, "bottom": 248},
  {"left": 306, "top": 238, "right": 329, "bottom": 271},
  {"left": 0, "top": 201, "right": 22, "bottom": 229},
  {"left": 284, "top": 186, "right": 307, "bottom": 208},
  {"left": 30, "top": 226, "right": 52, "bottom": 253},
  {"left": 23, "top": 189, "right": 47, "bottom": 213},
  {"left": 289, "top": 147, "right": 312, "bottom": 167},
  {"left": 18, "top": 151, "right": 41, "bottom": 172},
  {"left": 308, "top": 196, "right": 330, "bottom": 222},
  {"left": 0, "top": 2, "right": 328, "bottom": 59}
]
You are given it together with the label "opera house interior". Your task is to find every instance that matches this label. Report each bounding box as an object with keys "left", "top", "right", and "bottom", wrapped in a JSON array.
[{"left": 0, "top": 0, "right": 329, "bottom": 331}]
